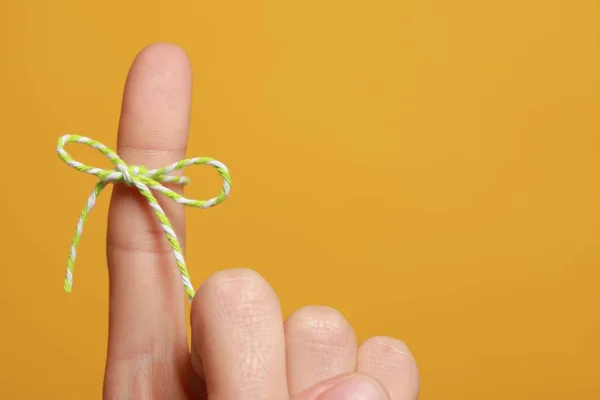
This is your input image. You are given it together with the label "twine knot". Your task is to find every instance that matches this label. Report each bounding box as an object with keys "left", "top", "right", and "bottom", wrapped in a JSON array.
[
  {"left": 118, "top": 164, "right": 150, "bottom": 186},
  {"left": 56, "top": 134, "right": 232, "bottom": 302}
]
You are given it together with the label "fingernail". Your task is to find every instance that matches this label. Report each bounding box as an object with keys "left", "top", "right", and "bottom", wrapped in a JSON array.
[{"left": 319, "top": 375, "right": 388, "bottom": 400}]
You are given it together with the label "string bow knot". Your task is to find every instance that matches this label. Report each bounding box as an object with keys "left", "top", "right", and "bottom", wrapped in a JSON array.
[
  {"left": 56, "top": 134, "right": 232, "bottom": 301},
  {"left": 120, "top": 164, "right": 149, "bottom": 186}
]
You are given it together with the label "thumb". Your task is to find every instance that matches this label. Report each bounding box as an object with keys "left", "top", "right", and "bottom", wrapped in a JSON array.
[{"left": 293, "top": 373, "right": 391, "bottom": 400}]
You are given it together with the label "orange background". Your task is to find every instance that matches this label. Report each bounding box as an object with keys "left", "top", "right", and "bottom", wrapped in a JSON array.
[{"left": 1, "top": 0, "right": 599, "bottom": 398}]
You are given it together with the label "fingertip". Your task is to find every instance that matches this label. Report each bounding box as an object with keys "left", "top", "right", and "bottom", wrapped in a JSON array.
[
  {"left": 357, "top": 336, "right": 420, "bottom": 399},
  {"left": 360, "top": 336, "right": 415, "bottom": 359},
  {"left": 129, "top": 42, "right": 191, "bottom": 77},
  {"left": 359, "top": 336, "right": 418, "bottom": 374},
  {"left": 193, "top": 268, "right": 280, "bottom": 308},
  {"left": 285, "top": 305, "right": 358, "bottom": 395},
  {"left": 190, "top": 268, "right": 281, "bottom": 333},
  {"left": 136, "top": 42, "right": 190, "bottom": 61},
  {"left": 119, "top": 42, "right": 193, "bottom": 153},
  {"left": 128, "top": 42, "right": 192, "bottom": 88},
  {"left": 285, "top": 305, "right": 355, "bottom": 336}
]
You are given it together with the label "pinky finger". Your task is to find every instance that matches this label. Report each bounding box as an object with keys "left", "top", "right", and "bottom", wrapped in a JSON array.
[{"left": 356, "top": 337, "right": 420, "bottom": 400}]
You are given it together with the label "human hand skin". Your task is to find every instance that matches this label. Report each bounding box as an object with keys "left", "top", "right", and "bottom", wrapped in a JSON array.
[{"left": 102, "top": 43, "right": 420, "bottom": 400}]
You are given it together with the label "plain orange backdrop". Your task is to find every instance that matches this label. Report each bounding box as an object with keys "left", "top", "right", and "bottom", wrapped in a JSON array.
[{"left": 1, "top": 0, "right": 599, "bottom": 399}]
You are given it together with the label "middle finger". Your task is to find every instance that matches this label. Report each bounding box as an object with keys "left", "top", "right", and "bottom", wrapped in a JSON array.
[{"left": 191, "top": 268, "right": 289, "bottom": 399}]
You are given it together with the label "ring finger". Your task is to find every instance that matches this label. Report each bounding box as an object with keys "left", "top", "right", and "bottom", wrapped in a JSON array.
[{"left": 284, "top": 306, "right": 358, "bottom": 396}]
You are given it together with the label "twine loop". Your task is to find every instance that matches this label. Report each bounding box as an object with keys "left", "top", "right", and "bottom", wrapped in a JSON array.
[{"left": 56, "top": 134, "right": 232, "bottom": 301}]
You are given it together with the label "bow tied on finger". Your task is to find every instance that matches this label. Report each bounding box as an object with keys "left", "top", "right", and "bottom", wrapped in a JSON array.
[{"left": 56, "top": 134, "right": 232, "bottom": 302}]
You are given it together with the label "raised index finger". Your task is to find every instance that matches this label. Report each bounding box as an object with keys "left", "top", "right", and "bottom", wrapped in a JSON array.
[{"left": 103, "top": 43, "right": 194, "bottom": 398}]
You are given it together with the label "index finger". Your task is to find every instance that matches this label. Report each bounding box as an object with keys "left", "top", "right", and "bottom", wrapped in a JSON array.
[{"left": 103, "top": 43, "right": 195, "bottom": 398}]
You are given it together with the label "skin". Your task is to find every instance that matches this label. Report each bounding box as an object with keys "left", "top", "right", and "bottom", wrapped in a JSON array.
[{"left": 102, "top": 43, "right": 420, "bottom": 400}]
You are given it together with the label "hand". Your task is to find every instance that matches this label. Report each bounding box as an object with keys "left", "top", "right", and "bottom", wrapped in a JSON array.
[{"left": 102, "top": 43, "right": 419, "bottom": 400}]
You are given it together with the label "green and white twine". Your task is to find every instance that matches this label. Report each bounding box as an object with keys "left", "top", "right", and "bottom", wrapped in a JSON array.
[{"left": 56, "top": 134, "right": 231, "bottom": 302}]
